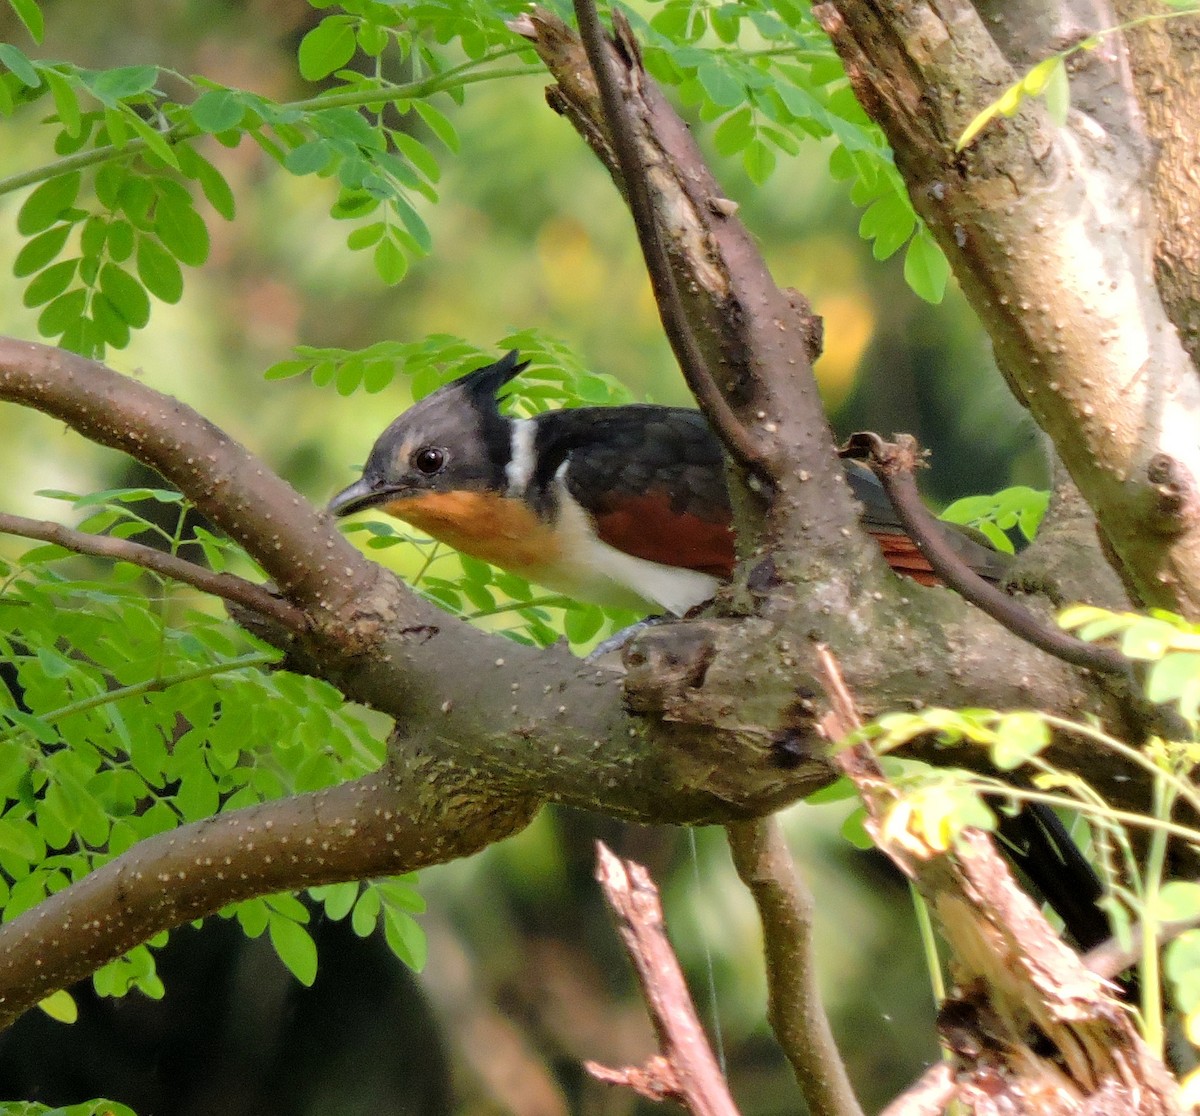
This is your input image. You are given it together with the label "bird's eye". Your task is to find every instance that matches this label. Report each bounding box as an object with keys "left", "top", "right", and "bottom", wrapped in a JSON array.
[{"left": 413, "top": 447, "right": 446, "bottom": 476}]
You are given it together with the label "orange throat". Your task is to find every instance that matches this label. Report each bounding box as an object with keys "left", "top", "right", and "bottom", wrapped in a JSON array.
[{"left": 381, "top": 490, "right": 561, "bottom": 574}]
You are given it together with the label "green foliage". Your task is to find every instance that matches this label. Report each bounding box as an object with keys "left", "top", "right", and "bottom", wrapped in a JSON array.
[
  {"left": 0, "top": 0, "right": 541, "bottom": 357},
  {"left": 637, "top": 0, "right": 947, "bottom": 300},
  {"left": 1060, "top": 605, "right": 1200, "bottom": 725},
  {"left": 0, "top": 0, "right": 955, "bottom": 365},
  {"left": 0, "top": 488, "right": 424, "bottom": 1007},
  {"left": 941, "top": 485, "right": 1048, "bottom": 554}
]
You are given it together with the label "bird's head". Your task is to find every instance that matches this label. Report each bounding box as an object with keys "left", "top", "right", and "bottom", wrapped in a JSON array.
[{"left": 328, "top": 350, "right": 529, "bottom": 517}]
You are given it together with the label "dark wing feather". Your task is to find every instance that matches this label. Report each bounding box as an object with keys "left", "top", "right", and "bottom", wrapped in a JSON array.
[{"left": 536, "top": 407, "right": 735, "bottom": 576}]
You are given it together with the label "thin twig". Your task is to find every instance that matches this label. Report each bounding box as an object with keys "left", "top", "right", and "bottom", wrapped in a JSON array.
[
  {"left": 570, "top": 0, "right": 769, "bottom": 479},
  {"left": 725, "top": 817, "right": 865, "bottom": 1116},
  {"left": 0, "top": 511, "right": 307, "bottom": 635},
  {"left": 590, "top": 841, "right": 741, "bottom": 1116},
  {"left": 842, "top": 433, "right": 1131, "bottom": 677}
]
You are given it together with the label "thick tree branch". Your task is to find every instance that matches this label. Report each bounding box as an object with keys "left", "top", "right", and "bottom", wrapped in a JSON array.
[
  {"left": 817, "top": 1, "right": 1200, "bottom": 617},
  {"left": 725, "top": 818, "right": 864, "bottom": 1116},
  {"left": 0, "top": 511, "right": 308, "bottom": 634},
  {"left": 0, "top": 761, "right": 536, "bottom": 1032},
  {"left": 1114, "top": 1, "right": 1200, "bottom": 365}
]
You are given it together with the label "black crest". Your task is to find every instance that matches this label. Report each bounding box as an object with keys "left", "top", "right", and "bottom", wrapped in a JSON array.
[{"left": 459, "top": 350, "right": 529, "bottom": 409}]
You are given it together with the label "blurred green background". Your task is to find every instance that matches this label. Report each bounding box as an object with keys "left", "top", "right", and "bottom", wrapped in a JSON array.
[{"left": 0, "top": 2, "right": 1046, "bottom": 1113}]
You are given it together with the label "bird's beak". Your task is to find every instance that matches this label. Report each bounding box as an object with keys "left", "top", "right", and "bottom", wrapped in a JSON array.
[{"left": 328, "top": 477, "right": 397, "bottom": 517}]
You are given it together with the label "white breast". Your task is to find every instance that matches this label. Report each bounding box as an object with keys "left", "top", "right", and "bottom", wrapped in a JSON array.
[{"left": 532, "top": 468, "right": 721, "bottom": 616}]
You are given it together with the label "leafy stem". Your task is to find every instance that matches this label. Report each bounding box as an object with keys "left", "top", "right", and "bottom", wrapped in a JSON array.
[
  {"left": 0, "top": 51, "right": 540, "bottom": 199},
  {"left": 0, "top": 650, "right": 278, "bottom": 750}
]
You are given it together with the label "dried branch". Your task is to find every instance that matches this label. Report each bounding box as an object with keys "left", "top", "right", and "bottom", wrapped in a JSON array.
[
  {"left": 725, "top": 817, "right": 864, "bottom": 1116},
  {"left": 1083, "top": 911, "right": 1200, "bottom": 984},
  {"left": 814, "top": 647, "right": 1182, "bottom": 1116},
  {"left": 589, "top": 842, "right": 741, "bottom": 1116},
  {"left": 0, "top": 510, "right": 308, "bottom": 635}
]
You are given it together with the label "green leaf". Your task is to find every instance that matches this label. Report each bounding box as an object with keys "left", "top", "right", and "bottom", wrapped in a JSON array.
[
  {"left": 190, "top": 88, "right": 244, "bottom": 133},
  {"left": 394, "top": 132, "right": 440, "bottom": 185},
  {"left": 383, "top": 907, "right": 427, "bottom": 971},
  {"left": 1145, "top": 652, "right": 1200, "bottom": 714},
  {"left": 357, "top": 21, "right": 388, "bottom": 56},
  {"left": 840, "top": 805, "right": 874, "bottom": 850},
  {"left": 1042, "top": 57, "right": 1070, "bottom": 126},
  {"left": 84, "top": 64, "right": 159, "bottom": 103},
  {"left": 124, "top": 109, "right": 179, "bottom": 169},
  {"left": 0, "top": 817, "right": 43, "bottom": 861},
  {"left": 7, "top": 0, "right": 44, "bottom": 43},
  {"left": 414, "top": 100, "right": 459, "bottom": 153},
  {"left": 99, "top": 263, "right": 151, "bottom": 327},
  {"left": 563, "top": 605, "right": 603, "bottom": 645},
  {"left": 313, "top": 881, "right": 358, "bottom": 921},
  {"left": 696, "top": 61, "right": 743, "bottom": 108},
  {"left": 1021, "top": 55, "right": 1062, "bottom": 98},
  {"left": 284, "top": 139, "right": 334, "bottom": 176},
  {"left": 106, "top": 218, "right": 135, "bottom": 262},
  {"left": 13, "top": 223, "right": 70, "bottom": 277},
  {"left": 153, "top": 190, "right": 209, "bottom": 267},
  {"left": 990, "top": 711, "right": 1050, "bottom": 770},
  {"left": 742, "top": 137, "right": 775, "bottom": 185},
  {"left": 37, "top": 286, "right": 87, "bottom": 338},
  {"left": 346, "top": 221, "right": 385, "bottom": 250},
  {"left": 38, "top": 989, "right": 77, "bottom": 1023},
  {"left": 298, "top": 15, "right": 358, "bottom": 81},
  {"left": 0, "top": 43, "right": 38, "bottom": 87},
  {"left": 1120, "top": 616, "right": 1179, "bottom": 660},
  {"left": 903, "top": 226, "right": 949, "bottom": 304},
  {"left": 43, "top": 68, "right": 82, "bottom": 137},
  {"left": 390, "top": 194, "right": 431, "bottom": 254},
  {"left": 22, "top": 257, "right": 77, "bottom": 307},
  {"left": 177, "top": 144, "right": 236, "bottom": 220},
  {"left": 713, "top": 106, "right": 753, "bottom": 156},
  {"left": 1166, "top": 929, "right": 1200, "bottom": 1013},
  {"left": 1156, "top": 881, "right": 1200, "bottom": 923},
  {"left": 351, "top": 885, "right": 380, "bottom": 937},
  {"left": 858, "top": 192, "right": 915, "bottom": 261},
  {"left": 373, "top": 236, "right": 407, "bottom": 284},
  {"left": 17, "top": 172, "right": 81, "bottom": 236},
  {"left": 135, "top": 235, "right": 184, "bottom": 303}
]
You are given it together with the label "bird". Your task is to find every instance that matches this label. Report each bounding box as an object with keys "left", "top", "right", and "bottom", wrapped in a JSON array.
[
  {"left": 328, "top": 350, "right": 1113, "bottom": 955},
  {"left": 327, "top": 350, "right": 1011, "bottom": 615}
]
